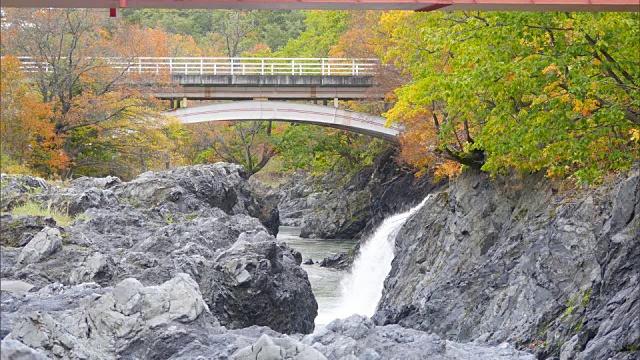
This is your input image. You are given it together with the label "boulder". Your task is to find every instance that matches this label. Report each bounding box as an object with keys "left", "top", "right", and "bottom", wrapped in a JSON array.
[
  {"left": 0, "top": 339, "right": 47, "bottom": 360},
  {"left": 303, "top": 315, "right": 535, "bottom": 360},
  {"left": 70, "top": 175, "right": 122, "bottom": 189},
  {"left": 115, "top": 164, "right": 261, "bottom": 216},
  {"left": 0, "top": 282, "right": 108, "bottom": 339},
  {"left": 319, "top": 252, "right": 351, "bottom": 270},
  {"left": 15, "top": 227, "right": 62, "bottom": 266},
  {"left": 203, "top": 241, "right": 317, "bottom": 334},
  {"left": 300, "top": 189, "right": 371, "bottom": 239},
  {"left": 0, "top": 214, "right": 57, "bottom": 247},
  {"left": 4, "top": 274, "right": 209, "bottom": 359},
  {"left": 68, "top": 252, "right": 116, "bottom": 285},
  {"left": 43, "top": 186, "right": 119, "bottom": 216},
  {"left": 0, "top": 174, "right": 50, "bottom": 212},
  {"left": 232, "top": 334, "right": 327, "bottom": 360}
]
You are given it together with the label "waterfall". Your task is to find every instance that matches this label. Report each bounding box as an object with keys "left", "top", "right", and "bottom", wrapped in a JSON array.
[{"left": 316, "top": 195, "right": 431, "bottom": 325}]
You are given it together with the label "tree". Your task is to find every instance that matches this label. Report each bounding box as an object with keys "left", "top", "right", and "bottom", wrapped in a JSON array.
[
  {"left": 380, "top": 11, "right": 639, "bottom": 182},
  {"left": 254, "top": 10, "right": 306, "bottom": 52},
  {"left": 122, "top": 9, "right": 214, "bottom": 40},
  {"left": 0, "top": 56, "right": 67, "bottom": 176},
  {"left": 189, "top": 121, "right": 277, "bottom": 176},
  {"left": 277, "top": 11, "right": 350, "bottom": 57},
  {"left": 2, "top": 9, "right": 181, "bottom": 179},
  {"left": 210, "top": 10, "right": 258, "bottom": 57}
]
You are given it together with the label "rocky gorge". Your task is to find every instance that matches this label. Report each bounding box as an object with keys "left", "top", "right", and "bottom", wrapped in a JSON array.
[
  {"left": 244, "top": 160, "right": 639, "bottom": 360},
  {"left": 0, "top": 160, "right": 638, "bottom": 360},
  {"left": 1, "top": 163, "right": 534, "bottom": 359},
  {"left": 374, "top": 168, "right": 640, "bottom": 360}
]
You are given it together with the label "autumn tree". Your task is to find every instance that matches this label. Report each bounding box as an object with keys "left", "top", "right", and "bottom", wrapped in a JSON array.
[
  {"left": 0, "top": 57, "right": 67, "bottom": 176},
  {"left": 381, "top": 11, "right": 639, "bottom": 182},
  {"left": 1, "top": 8, "right": 181, "bottom": 179},
  {"left": 187, "top": 121, "right": 277, "bottom": 176}
]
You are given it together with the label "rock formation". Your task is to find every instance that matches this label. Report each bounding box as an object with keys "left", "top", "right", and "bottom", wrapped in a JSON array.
[
  {"left": 1, "top": 163, "right": 541, "bottom": 360},
  {"left": 375, "top": 168, "right": 640, "bottom": 359}
]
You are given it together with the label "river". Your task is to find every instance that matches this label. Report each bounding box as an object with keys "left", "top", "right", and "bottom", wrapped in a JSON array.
[
  {"left": 277, "top": 226, "right": 356, "bottom": 326},
  {"left": 277, "top": 196, "right": 431, "bottom": 327}
]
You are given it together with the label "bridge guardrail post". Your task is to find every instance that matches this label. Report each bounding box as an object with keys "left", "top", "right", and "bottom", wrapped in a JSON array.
[
  {"left": 200, "top": 58, "right": 203, "bottom": 75},
  {"left": 231, "top": 59, "right": 234, "bottom": 75},
  {"left": 322, "top": 59, "right": 325, "bottom": 75},
  {"left": 261, "top": 59, "right": 265, "bottom": 75},
  {"left": 169, "top": 58, "right": 173, "bottom": 73}
]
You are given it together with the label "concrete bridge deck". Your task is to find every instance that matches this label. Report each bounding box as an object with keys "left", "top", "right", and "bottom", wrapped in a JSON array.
[{"left": 156, "top": 75, "right": 375, "bottom": 100}]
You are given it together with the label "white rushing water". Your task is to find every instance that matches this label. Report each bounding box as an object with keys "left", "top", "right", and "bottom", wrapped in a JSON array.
[{"left": 315, "top": 195, "right": 431, "bottom": 325}]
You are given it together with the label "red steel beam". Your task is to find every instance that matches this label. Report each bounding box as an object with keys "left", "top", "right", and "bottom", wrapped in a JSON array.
[{"left": 1, "top": 0, "right": 638, "bottom": 12}]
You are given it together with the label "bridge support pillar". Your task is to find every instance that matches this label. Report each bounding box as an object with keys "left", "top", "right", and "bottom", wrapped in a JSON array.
[
  {"left": 182, "top": 97, "right": 188, "bottom": 108},
  {"left": 334, "top": 97, "right": 339, "bottom": 108}
]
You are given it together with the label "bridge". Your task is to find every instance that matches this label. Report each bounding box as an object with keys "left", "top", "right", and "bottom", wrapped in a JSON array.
[
  {"left": 17, "top": 55, "right": 396, "bottom": 139},
  {"left": 3, "top": 0, "right": 638, "bottom": 12},
  {"left": 164, "top": 101, "right": 400, "bottom": 143},
  {"left": 18, "top": 57, "right": 378, "bottom": 101}
]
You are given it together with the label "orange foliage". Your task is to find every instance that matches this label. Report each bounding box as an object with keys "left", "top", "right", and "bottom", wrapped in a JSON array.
[{"left": 1, "top": 57, "right": 69, "bottom": 174}]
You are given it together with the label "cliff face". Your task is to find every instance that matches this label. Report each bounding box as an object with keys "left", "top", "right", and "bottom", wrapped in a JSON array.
[
  {"left": 288, "top": 150, "right": 438, "bottom": 239},
  {"left": 374, "top": 168, "right": 639, "bottom": 360}
]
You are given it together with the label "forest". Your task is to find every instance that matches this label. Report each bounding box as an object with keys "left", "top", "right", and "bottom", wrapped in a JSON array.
[{"left": 1, "top": 8, "right": 638, "bottom": 183}]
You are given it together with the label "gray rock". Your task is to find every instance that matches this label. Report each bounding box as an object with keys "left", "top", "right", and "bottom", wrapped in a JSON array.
[
  {"left": 0, "top": 280, "right": 35, "bottom": 293},
  {"left": 0, "top": 174, "right": 50, "bottom": 212},
  {"left": 5, "top": 274, "right": 208, "bottom": 359},
  {"left": 44, "top": 186, "right": 119, "bottom": 216},
  {"left": 0, "top": 339, "right": 47, "bottom": 360},
  {"left": 203, "top": 241, "right": 317, "bottom": 334},
  {"left": 0, "top": 214, "right": 57, "bottom": 247},
  {"left": 297, "top": 150, "right": 443, "bottom": 240},
  {"left": 375, "top": 167, "right": 640, "bottom": 359},
  {"left": 15, "top": 227, "right": 62, "bottom": 266},
  {"left": 71, "top": 175, "right": 122, "bottom": 189},
  {"left": 232, "top": 334, "right": 327, "bottom": 360},
  {"left": 0, "top": 282, "right": 108, "bottom": 339},
  {"left": 319, "top": 252, "right": 351, "bottom": 270},
  {"left": 303, "top": 315, "right": 535, "bottom": 360},
  {"left": 68, "top": 252, "right": 116, "bottom": 285},
  {"left": 115, "top": 164, "right": 269, "bottom": 221}
]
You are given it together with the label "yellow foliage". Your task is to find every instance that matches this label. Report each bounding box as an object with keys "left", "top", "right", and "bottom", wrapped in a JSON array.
[
  {"left": 542, "top": 63, "right": 559, "bottom": 75},
  {"left": 434, "top": 161, "right": 462, "bottom": 181}
]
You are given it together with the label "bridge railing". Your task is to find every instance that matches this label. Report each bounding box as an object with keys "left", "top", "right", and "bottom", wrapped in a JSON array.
[{"left": 15, "top": 57, "right": 379, "bottom": 76}]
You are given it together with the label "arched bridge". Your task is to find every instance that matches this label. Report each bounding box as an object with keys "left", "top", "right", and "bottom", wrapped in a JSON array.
[{"left": 164, "top": 101, "right": 399, "bottom": 143}]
